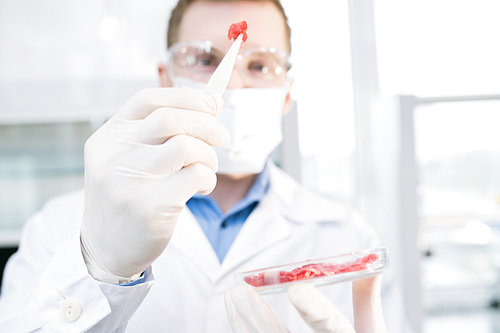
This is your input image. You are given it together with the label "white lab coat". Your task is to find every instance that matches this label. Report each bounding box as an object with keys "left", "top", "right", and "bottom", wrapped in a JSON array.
[{"left": 0, "top": 163, "right": 411, "bottom": 332}]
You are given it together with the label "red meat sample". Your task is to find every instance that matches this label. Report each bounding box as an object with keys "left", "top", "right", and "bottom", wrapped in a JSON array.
[
  {"left": 244, "top": 254, "right": 379, "bottom": 287},
  {"left": 227, "top": 21, "right": 248, "bottom": 43}
]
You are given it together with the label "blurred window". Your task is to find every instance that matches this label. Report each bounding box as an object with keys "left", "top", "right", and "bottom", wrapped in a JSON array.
[{"left": 375, "top": 1, "right": 500, "bottom": 331}]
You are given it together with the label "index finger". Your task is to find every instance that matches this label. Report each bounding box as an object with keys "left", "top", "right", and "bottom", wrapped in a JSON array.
[{"left": 116, "top": 87, "right": 223, "bottom": 120}]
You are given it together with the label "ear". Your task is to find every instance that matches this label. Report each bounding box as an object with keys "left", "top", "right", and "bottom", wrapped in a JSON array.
[
  {"left": 158, "top": 62, "right": 174, "bottom": 87},
  {"left": 282, "top": 77, "right": 294, "bottom": 115}
]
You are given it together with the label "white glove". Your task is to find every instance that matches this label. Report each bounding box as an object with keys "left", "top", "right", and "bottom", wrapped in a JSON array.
[
  {"left": 80, "top": 87, "right": 230, "bottom": 281},
  {"left": 225, "top": 276, "right": 388, "bottom": 333},
  {"left": 225, "top": 284, "right": 290, "bottom": 333}
]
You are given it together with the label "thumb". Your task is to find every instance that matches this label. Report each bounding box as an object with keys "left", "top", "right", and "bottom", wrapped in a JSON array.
[
  {"left": 225, "top": 288, "right": 251, "bottom": 333},
  {"left": 225, "top": 285, "right": 290, "bottom": 333},
  {"left": 352, "top": 275, "right": 388, "bottom": 333},
  {"left": 288, "top": 283, "right": 355, "bottom": 333}
]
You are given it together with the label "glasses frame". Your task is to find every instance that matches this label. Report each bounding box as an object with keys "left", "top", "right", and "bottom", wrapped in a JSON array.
[{"left": 166, "top": 40, "right": 292, "bottom": 86}]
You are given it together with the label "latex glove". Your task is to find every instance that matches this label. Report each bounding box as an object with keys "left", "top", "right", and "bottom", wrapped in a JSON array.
[
  {"left": 225, "top": 284, "right": 290, "bottom": 333},
  {"left": 81, "top": 87, "right": 230, "bottom": 281},
  {"left": 225, "top": 276, "right": 387, "bottom": 333}
]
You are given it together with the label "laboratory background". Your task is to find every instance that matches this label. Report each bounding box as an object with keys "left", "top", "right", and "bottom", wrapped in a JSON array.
[{"left": 1, "top": 0, "right": 499, "bottom": 332}]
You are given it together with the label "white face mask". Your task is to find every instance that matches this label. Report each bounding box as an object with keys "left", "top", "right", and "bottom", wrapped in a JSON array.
[{"left": 174, "top": 77, "right": 288, "bottom": 174}]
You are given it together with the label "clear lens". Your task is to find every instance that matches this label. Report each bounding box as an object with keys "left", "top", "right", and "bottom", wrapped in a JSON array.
[{"left": 167, "top": 41, "right": 291, "bottom": 87}]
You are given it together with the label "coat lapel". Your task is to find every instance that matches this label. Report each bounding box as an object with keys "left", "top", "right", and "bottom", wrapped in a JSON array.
[
  {"left": 218, "top": 188, "right": 292, "bottom": 279},
  {"left": 169, "top": 207, "right": 221, "bottom": 282}
]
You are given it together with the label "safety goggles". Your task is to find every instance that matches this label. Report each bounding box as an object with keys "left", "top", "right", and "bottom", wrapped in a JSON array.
[{"left": 167, "top": 40, "right": 292, "bottom": 88}]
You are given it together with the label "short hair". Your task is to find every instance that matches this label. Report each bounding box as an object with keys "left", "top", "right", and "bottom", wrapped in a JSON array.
[{"left": 167, "top": 0, "right": 292, "bottom": 53}]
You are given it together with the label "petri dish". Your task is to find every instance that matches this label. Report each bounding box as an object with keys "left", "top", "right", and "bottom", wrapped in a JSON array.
[{"left": 235, "top": 247, "right": 389, "bottom": 295}]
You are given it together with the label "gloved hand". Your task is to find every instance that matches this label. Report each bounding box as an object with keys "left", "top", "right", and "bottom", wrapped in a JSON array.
[
  {"left": 80, "top": 87, "right": 230, "bottom": 281},
  {"left": 225, "top": 276, "right": 388, "bottom": 333}
]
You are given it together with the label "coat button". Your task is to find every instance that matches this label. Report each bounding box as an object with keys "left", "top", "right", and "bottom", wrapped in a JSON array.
[{"left": 60, "top": 298, "right": 82, "bottom": 322}]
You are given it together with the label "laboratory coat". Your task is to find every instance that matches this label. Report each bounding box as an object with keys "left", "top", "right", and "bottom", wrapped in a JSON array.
[{"left": 0, "top": 163, "right": 411, "bottom": 332}]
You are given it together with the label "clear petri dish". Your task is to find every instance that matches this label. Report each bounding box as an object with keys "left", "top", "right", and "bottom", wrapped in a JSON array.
[{"left": 235, "top": 247, "right": 389, "bottom": 295}]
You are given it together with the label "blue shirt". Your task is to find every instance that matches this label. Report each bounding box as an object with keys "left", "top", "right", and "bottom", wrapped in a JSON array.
[{"left": 186, "top": 165, "right": 271, "bottom": 262}]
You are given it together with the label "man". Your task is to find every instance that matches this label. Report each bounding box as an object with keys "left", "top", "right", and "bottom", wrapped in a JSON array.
[{"left": 0, "top": 0, "right": 410, "bottom": 332}]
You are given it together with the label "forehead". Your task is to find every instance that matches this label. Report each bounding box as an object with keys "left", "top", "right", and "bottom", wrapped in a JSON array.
[{"left": 178, "top": 1, "right": 288, "bottom": 52}]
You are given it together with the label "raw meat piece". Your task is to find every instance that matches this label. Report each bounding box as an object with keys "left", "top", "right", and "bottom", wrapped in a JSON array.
[
  {"left": 244, "top": 254, "right": 379, "bottom": 287},
  {"left": 227, "top": 21, "right": 248, "bottom": 43}
]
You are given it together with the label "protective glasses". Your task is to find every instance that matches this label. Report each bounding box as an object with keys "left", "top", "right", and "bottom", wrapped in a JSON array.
[{"left": 167, "top": 40, "right": 292, "bottom": 88}]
